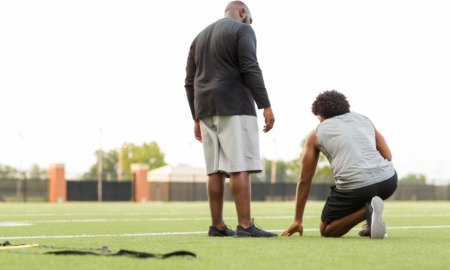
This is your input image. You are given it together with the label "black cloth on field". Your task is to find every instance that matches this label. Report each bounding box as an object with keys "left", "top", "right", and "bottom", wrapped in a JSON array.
[{"left": 46, "top": 249, "right": 196, "bottom": 259}]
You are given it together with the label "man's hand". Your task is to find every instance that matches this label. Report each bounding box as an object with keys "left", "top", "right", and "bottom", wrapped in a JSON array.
[
  {"left": 281, "top": 221, "right": 303, "bottom": 237},
  {"left": 263, "top": 107, "right": 275, "bottom": 133},
  {"left": 194, "top": 120, "right": 202, "bottom": 142}
]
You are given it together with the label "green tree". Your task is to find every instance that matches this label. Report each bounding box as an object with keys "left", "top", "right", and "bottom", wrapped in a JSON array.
[
  {"left": 284, "top": 153, "right": 333, "bottom": 184},
  {"left": 274, "top": 160, "right": 288, "bottom": 182},
  {"left": 284, "top": 157, "right": 300, "bottom": 182},
  {"left": 281, "top": 137, "right": 334, "bottom": 184},
  {"left": 82, "top": 149, "right": 117, "bottom": 180},
  {"left": 399, "top": 173, "right": 427, "bottom": 185},
  {"left": 82, "top": 141, "right": 166, "bottom": 181},
  {"left": 290, "top": 137, "right": 334, "bottom": 184},
  {"left": 313, "top": 165, "right": 334, "bottom": 184},
  {"left": 120, "top": 142, "right": 166, "bottom": 179},
  {"left": 252, "top": 158, "right": 283, "bottom": 182},
  {"left": 0, "top": 164, "right": 17, "bottom": 179},
  {"left": 28, "top": 164, "right": 47, "bottom": 180},
  {"left": 257, "top": 158, "right": 300, "bottom": 183}
]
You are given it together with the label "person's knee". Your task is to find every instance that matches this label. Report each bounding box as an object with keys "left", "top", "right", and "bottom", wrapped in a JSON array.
[
  {"left": 320, "top": 226, "right": 332, "bottom": 237},
  {"left": 319, "top": 221, "right": 327, "bottom": 237},
  {"left": 321, "top": 230, "right": 341, "bottom": 237},
  {"left": 320, "top": 221, "right": 343, "bottom": 238}
]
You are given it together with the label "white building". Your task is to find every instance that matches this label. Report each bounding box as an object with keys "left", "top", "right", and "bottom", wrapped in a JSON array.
[{"left": 147, "top": 165, "right": 207, "bottom": 182}]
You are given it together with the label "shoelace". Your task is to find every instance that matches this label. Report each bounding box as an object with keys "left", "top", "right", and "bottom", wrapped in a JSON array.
[
  {"left": 250, "top": 218, "right": 264, "bottom": 230},
  {"left": 358, "top": 221, "right": 371, "bottom": 236}
]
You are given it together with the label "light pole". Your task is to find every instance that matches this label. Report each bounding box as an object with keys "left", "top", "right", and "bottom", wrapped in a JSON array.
[
  {"left": 97, "top": 128, "right": 103, "bottom": 202},
  {"left": 117, "top": 147, "right": 123, "bottom": 182},
  {"left": 270, "top": 139, "right": 277, "bottom": 184},
  {"left": 16, "top": 132, "right": 24, "bottom": 200}
]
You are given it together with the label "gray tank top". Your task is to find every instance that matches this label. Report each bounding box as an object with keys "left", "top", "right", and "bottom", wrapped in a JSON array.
[{"left": 315, "top": 112, "right": 395, "bottom": 190}]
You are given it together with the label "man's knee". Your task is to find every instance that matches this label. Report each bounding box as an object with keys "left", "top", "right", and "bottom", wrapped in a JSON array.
[
  {"left": 321, "top": 230, "right": 340, "bottom": 237},
  {"left": 319, "top": 221, "right": 327, "bottom": 236},
  {"left": 320, "top": 221, "right": 343, "bottom": 237}
]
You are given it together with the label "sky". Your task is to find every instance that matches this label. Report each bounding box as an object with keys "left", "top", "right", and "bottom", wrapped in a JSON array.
[{"left": 1, "top": 0, "right": 449, "bottom": 184}]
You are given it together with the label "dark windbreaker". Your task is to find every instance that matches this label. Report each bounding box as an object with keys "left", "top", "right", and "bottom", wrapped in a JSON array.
[{"left": 185, "top": 17, "right": 271, "bottom": 120}]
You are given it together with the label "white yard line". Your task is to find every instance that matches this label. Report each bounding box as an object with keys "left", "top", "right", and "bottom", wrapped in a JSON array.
[
  {"left": 1, "top": 217, "right": 211, "bottom": 224},
  {"left": 1, "top": 225, "right": 449, "bottom": 240},
  {"left": 1, "top": 213, "right": 449, "bottom": 224}
]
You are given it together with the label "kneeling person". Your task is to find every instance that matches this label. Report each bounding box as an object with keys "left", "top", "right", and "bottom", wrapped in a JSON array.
[{"left": 282, "top": 90, "right": 397, "bottom": 239}]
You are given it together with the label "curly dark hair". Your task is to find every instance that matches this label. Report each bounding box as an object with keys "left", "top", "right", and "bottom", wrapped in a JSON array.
[{"left": 311, "top": 90, "right": 350, "bottom": 119}]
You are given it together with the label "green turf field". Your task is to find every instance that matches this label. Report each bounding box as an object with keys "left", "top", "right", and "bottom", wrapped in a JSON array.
[{"left": 1, "top": 201, "right": 449, "bottom": 270}]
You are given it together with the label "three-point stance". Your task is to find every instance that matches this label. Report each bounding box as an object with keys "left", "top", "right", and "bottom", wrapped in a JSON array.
[{"left": 282, "top": 90, "right": 397, "bottom": 239}]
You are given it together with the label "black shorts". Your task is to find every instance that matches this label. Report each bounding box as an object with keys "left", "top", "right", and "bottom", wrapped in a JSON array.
[{"left": 321, "top": 172, "right": 398, "bottom": 224}]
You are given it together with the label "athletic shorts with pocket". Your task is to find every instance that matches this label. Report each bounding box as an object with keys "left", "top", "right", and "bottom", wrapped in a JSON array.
[{"left": 199, "top": 115, "right": 263, "bottom": 177}]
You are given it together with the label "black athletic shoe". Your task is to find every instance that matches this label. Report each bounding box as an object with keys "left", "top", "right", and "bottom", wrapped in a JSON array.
[
  {"left": 365, "top": 200, "right": 374, "bottom": 223},
  {"left": 235, "top": 219, "right": 278, "bottom": 238},
  {"left": 208, "top": 225, "right": 235, "bottom": 237},
  {"left": 360, "top": 202, "right": 373, "bottom": 237},
  {"left": 358, "top": 221, "right": 370, "bottom": 237}
]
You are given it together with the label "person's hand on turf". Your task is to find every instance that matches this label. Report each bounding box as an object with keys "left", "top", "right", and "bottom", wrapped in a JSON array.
[{"left": 281, "top": 221, "right": 303, "bottom": 236}]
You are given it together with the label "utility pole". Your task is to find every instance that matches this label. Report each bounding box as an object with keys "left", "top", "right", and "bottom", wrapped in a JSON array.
[
  {"left": 270, "top": 139, "right": 277, "bottom": 184},
  {"left": 117, "top": 147, "right": 123, "bottom": 182},
  {"left": 16, "top": 132, "right": 24, "bottom": 200},
  {"left": 97, "top": 128, "right": 103, "bottom": 202}
]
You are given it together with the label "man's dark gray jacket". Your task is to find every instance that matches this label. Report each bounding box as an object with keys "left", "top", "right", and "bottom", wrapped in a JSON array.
[{"left": 185, "top": 17, "right": 271, "bottom": 120}]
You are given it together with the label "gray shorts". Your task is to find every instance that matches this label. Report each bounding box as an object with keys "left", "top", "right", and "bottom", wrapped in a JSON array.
[{"left": 199, "top": 115, "right": 262, "bottom": 177}]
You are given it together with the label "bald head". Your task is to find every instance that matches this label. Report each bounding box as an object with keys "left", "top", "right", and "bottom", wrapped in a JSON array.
[{"left": 224, "top": 1, "right": 252, "bottom": 24}]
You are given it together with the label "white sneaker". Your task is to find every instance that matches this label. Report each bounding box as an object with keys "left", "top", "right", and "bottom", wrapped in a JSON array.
[{"left": 370, "top": 196, "right": 386, "bottom": 239}]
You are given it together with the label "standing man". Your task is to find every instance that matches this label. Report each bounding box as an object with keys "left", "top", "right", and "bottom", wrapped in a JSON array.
[
  {"left": 185, "top": 1, "right": 276, "bottom": 237},
  {"left": 282, "top": 90, "right": 397, "bottom": 239}
]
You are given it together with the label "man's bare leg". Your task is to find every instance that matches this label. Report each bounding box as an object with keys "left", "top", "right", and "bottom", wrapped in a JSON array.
[
  {"left": 320, "top": 206, "right": 365, "bottom": 237},
  {"left": 207, "top": 172, "right": 226, "bottom": 230},
  {"left": 229, "top": 171, "right": 251, "bottom": 228}
]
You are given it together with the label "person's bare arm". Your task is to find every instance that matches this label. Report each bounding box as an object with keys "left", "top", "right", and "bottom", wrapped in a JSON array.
[
  {"left": 374, "top": 126, "right": 392, "bottom": 161},
  {"left": 281, "top": 131, "right": 320, "bottom": 236}
]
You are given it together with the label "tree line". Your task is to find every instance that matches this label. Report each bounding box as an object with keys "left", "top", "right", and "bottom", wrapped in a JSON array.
[{"left": 0, "top": 140, "right": 429, "bottom": 185}]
